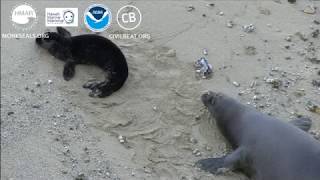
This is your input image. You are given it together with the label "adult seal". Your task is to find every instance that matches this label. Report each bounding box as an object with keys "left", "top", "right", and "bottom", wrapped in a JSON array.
[{"left": 196, "top": 91, "right": 320, "bottom": 180}]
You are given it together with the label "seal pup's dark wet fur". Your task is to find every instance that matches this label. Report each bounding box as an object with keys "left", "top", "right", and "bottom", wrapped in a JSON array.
[
  {"left": 36, "top": 27, "right": 128, "bottom": 97},
  {"left": 196, "top": 91, "right": 320, "bottom": 180}
]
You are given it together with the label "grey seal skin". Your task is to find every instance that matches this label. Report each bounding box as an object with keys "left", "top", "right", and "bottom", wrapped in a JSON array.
[{"left": 196, "top": 91, "right": 320, "bottom": 180}]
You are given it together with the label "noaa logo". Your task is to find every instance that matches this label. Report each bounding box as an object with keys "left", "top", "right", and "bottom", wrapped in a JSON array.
[
  {"left": 84, "top": 4, "right": 112, "bottom": 32},
  {"left": 11, "top": 3, "right": 38, "bottom": 31}
]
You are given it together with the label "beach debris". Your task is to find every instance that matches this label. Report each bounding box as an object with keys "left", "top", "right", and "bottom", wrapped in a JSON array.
[
  {"left": 242, "top": 24, "right": 255, "bottom": 33},
  {"left": 118, "top": 135, "right": 126, "bottom": 144},
  {"left": 245, "top": 46, "right": 257, "bottom": 55},
  {"left": 187, "top": 5, "right": 195, "bottom": 12},
  {"left": 203, "top": 48, "right": 208, "bottom": 56},
  {"left": 232, "top": 81, "right": 240, "bottom": 87},
  {"left": 48, "top": 79, "right": 53, "bottom": 84},
  {"left": 303, "top": 5, "right": 316, "bottom": 14},
  {"left": 311, "top": 29, "right": 319, "bottom": 38},
  {"left": 306, "top": 101, "right": 320, "bottom": 114},
  {"left": 219, "top": 11, "right": 224, "bottom": 16},
  {"left": 194, "top": 57, "right": 213, "bottom": 79},
  {"left": 226, "top": 20, "right": 234, "bottom": 28},
  {"left": 312, "top": 80, "right": 320, "bottom": 87},
  {"left": 288, "top": 0, "right": 296, "bottom": 4}
]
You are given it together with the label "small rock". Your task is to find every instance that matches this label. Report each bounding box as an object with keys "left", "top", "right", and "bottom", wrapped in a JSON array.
[
  {"left": 144, "top": 167, "right": 152, "bottom": 174},
  {"left": 34, "top": 82, "right": 41, "bottom": 87},
  {"left": 32, "top": 105, "right": 41, "bottom": 109},
  {"left": 7, "top": 112, "right": 14, "bottom": 115},
  {"left": 48, "top": 80, "right": 53, "bottom": 84},
  {"left": 219, "top": 11, "right": 224, "bottom": 16},
  {"left": 207, "top": 3, "right": 215, "bottom": 7},
  {"left": 245, "top": 46, "right": 257, "bottom": 55},
  {"left": 232, "top": 81, "right": 240, "bottom": 87},
  {"left": 187, "top": 6, "right": 195, "bottom": 12},
  {"left": 250, "top": 81, "right": 256, "bottom": 88},
  {"left": 288, "top": 0, "right": 296, "bottom": 4},
  {"left": 226, "top": 21, "right": 234, "bottom": 28},
  {"left": 166, "top": 49, "right": 176, "bottom": 57},
  {"left": 306, "top": 101, "right": 320, "bottom": 114},
  {"left": 312, "top": 80, "right": 320, "bottom": 87},
  {"left": 189, "top": 137, "right": 198, "bottom": 144},
  {"left": 192, "top": 149, "right": 200, "bottom": 155},
  {"left": 303, "top": 5, "right": 316, "bottom": 14},
  {"left": 259, "top": 7, "right": 271, "bottom": 15},
  {"left": 311, "top": 29, "right": 319, "bottom": 38},
  {"left": 314, "top": 20, "right": 320, "bottom": 25},
  {"left": 243, "top": 24, "right": 255, "bottom": 33},
  {"left": 310, "top": 130, "right": 320, "bottom": 140},
  {"left": 205, "top": 145, "right": 212, "bottom": 151},
  {"left": 285, "top": 36, "right": 292, "bottom": 42},
  {"left": 203, "top": 48, "right": 208, "bottom": 56},
  {"left": 75, "top": 173, "right": 88, "bottom": 180},
  {"left": 295, "top": 32, "right": 308, "bottom": 41},
  {"left": 118, "top": 135, "right": 126, "bottom": 144},
  {"left": 152, "top": 106, "right": 158, "bottom": 111},
  {"left": 265, "top": 78, "right": 282, "bottom": 89},
  {"left": 285, "top": 56, "right": 292, "bottom": 60}
]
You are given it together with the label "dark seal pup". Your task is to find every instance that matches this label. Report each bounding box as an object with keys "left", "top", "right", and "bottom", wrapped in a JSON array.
[
  {"left": 36, "top": 27, "right": 128, "bottom": 97},
  {"left": 196, "top": 91, "right": 320, "bottom": 180}
]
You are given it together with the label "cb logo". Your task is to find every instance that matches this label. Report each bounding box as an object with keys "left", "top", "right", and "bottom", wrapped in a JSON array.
[{"left": 117, "top": 5, "right": 141, "bottom": 30}]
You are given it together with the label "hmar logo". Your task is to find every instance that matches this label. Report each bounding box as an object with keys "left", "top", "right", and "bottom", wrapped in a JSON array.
[
  {"left": 11, "top": 3, "right": 38, "bottom": 31},
  {"left": 84, "top": 4, "right": 112, "bottom": 32}
]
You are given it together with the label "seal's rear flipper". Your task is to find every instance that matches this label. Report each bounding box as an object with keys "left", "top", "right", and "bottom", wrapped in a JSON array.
[
  {"left": 289, "top": 117, "right": 312, "bottom": 132},
  {"left": 196, "top": 147, "right": 247, "bottom": 174}
]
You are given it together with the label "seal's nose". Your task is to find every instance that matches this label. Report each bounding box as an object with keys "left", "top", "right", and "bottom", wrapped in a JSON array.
[
  {"left": 201, "top": 91, "right": 217, "bottom": 106},
  {"left": 35, "top": 37, "right": 42, "bottom": 45}
]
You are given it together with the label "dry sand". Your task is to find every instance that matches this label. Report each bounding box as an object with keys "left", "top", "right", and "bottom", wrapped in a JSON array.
[{"left": 1, "top": 0, "right": 320, "bottom": 180}]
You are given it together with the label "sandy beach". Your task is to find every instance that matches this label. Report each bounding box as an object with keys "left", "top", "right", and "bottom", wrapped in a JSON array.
[{"left": 1, "top": 0, "right": 320, "bottom": 179}]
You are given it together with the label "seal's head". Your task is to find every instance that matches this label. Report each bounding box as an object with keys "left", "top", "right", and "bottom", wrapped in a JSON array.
[
  {"left": 36, "top": 27, "right": 72, "bottom": 61},
  {"left": 201, "top": 91, "right": 222, "bottom": 107}
]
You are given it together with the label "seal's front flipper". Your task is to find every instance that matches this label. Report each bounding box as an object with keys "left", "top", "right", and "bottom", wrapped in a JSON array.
[
  {"left": 289, "top": 117, "right": 312, "bottom": 132},
  {"left": 196, "top": 147, "right": 246, "bottom": 174},
  {"left": 63, "top": 61, "right": 76, "bottom": 81}
]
